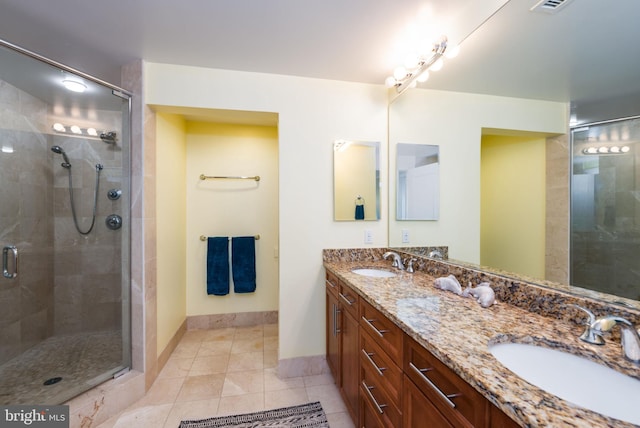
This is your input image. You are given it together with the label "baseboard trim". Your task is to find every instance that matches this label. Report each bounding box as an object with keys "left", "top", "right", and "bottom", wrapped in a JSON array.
[
  {"left": 277, "top": 355, "right": 330, "bottom": 378},
  {"left": 187, "top": 310, "right": 278, "bottom": 330},
  {"left": 157, "top": 319, "right": 187, "bottom": 373}
]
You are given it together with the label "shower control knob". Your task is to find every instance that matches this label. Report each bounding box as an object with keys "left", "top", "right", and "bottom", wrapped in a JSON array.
[
  {"left": 105, "top": 214, "right": 123, "bottom": 230},
  {"left": 107, "top": 189, "right": 122, "bottom": 200}
]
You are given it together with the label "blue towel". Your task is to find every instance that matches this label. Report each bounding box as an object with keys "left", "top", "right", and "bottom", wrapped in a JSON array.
[
  {"left": 231, "top": 236, "right": 256, "bottom": 293},
  {"left": 355, "top": 204, "right": 365, "bottom": 220},
  {"left": 207, "top": 237, "right": 230, "bottom": 295}
]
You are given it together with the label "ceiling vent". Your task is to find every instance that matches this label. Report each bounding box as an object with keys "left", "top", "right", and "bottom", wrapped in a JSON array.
[{"left": 530, "top": 0, "right": 573, "bottom": 14}]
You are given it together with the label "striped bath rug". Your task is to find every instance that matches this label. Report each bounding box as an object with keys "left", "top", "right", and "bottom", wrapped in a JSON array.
[{"left": 178, "top": 401, "right": 329, "bottom": 428}]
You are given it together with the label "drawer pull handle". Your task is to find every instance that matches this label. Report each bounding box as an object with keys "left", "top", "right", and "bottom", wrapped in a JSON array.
[
  {"left": 333, "top": 304, "right": 341, "bottom": 336},
  {"left": 361, "top": 317, "right": 389, "bottom": 337},
  {"left": 361, "top": 349, "right": 386, "bottom": 376},
  {"left": 326, "top": 279, "right": 337, "bottom": 289},
  {"left": 339, "top": 292, "right": 355, "bottom": 306},
  {"left": 409, "top": 362, "right": 461, "bottom": 408},
  {"left": 362, "top": 380, "right": 387, "bottom": 414}
]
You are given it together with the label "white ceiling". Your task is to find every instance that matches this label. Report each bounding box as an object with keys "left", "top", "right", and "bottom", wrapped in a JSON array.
[{"left": 1, "top": 0, "right": 639, "bottom": 124}]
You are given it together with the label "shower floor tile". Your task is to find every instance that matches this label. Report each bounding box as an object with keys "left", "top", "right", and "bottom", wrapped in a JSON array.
[{"left": 0, "top": 330, "right": 122, "bottom": 405}]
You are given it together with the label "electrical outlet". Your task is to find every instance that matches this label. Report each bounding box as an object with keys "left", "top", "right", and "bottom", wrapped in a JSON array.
[
  {"left": 402, "top": 229, "right": 410, "bottom": 243},
  {"left": 364, "top": 229, "right": 374, "bottom": 244}
]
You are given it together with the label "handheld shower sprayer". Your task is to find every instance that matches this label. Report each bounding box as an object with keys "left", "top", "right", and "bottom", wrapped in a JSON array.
[
  {"left": 51, "top": 145, "right": 71, "bottom": 168},
  {"left": 50, "top": 144, "right": 102, "bottom": 235}
]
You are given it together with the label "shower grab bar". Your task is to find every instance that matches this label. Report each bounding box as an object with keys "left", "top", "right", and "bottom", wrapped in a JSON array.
[
  {"left": 200, "top": 235, "right": 260, "bottom": 241},
  {"left": 199, "top": 174, "right": 260, "bottom": 182},
  {"left": 2, "top": 245, "right": 18, "bottom": 279}
]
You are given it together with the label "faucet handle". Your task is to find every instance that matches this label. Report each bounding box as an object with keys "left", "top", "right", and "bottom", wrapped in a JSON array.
[
  {"left": 570, "top": 304, "right": 605, "bottom": 345},
  {"left": 405, "top": 258, "right": 417, "bottom": 273}
]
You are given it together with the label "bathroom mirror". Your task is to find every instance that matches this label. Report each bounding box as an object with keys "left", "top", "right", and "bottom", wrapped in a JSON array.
[
  {"left": 387, "top": 0, "right": 640, "bottom": 308},
  {"left": 333, "top": 140, "right": 380, "bottom": 221},
  {"left": 396, "top": 143, "right": 439, "bottom": 220}
]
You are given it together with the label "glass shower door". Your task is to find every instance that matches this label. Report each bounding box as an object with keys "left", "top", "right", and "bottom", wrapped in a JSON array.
[
  {"left": 571, "top": 117, "right": 640, "bottom": 301},
  {"left": 0, "top": 40, "right": 131, "bottom": 405}
]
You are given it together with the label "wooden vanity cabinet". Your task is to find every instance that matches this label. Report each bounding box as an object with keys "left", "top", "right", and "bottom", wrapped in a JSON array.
[
  {"left": 325, "top": 272, "right": 360, "bottom": 425},
  {"left": 359, "top": 299, "right": 404, "bottom": 428},
  {"left": 404, "top": 335, "right": 489, "bottom": 427}
]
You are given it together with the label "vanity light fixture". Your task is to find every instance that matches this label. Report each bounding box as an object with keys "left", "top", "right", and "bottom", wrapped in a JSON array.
[
  {"left": 52, "top": 122, "right": 114, "bottom": 141},
  {"left": 385, "top": 36, "right": 451, "bottom": 95},
  {"left": 582, "top": 145, "right": 630, "bottom": 155},
  {"left": 62, "top": 79, "right": 87, "bottom": 93}
]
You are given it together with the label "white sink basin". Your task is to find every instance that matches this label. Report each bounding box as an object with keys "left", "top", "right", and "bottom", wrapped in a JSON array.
[
  {"left": 489, "top": 342, "right": 640, "bottom": 425},
  {"left": 351, "top": 268, "right": 397, "bottom": 278}
]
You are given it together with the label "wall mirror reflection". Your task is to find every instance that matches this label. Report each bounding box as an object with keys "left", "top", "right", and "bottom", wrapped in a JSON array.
[
  {"left": 397, "top": 143, "right": 439, "bottom": 220},
  {"left": 333, "top": 140, "right": 380, "bottom": 221}
]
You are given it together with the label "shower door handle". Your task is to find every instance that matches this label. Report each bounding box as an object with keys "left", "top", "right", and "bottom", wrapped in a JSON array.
[{"left": 2, "top": 246, "right": 18, "bottom": 279}]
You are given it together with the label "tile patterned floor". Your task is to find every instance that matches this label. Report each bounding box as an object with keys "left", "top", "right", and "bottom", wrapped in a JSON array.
[
  {"left": 0, "top": 331, "right": 122, "bottom": 405},
  {"left": 97, "top": 324, "right": 354, "bottom": 428}
]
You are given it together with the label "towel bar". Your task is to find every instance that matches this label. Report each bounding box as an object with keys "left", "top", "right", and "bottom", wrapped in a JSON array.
[
  {"left": 200, "top": 235, "right": 260, "bottom": 241},
  {"left": 200, "top": 174, "right": 260, "bottom": 181}
]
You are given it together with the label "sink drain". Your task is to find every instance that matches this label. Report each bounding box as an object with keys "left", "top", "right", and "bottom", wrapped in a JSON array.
[{"left": 43, "top": 377, "right": 62, "bottom": 386}]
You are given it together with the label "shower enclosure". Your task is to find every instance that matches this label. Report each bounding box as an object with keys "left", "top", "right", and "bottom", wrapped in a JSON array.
[
  {"left": 571, "top": 116, "right": 640, "bottom": 301},
  {"left": 0, "top": 40, "right": 131, "bottom": 404}
]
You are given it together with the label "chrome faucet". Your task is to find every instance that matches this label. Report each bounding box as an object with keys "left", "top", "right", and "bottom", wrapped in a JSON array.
[
  {"left": 428, "top": 249, "right": 443, "bottom": 259},
  {"left": 572, "top": 305, "right": 605, "bottom": 345},
  {"left": 383, "top": 251, "right": 405, "bottom": 270},
  {"left": 589, "top": 315, "right": 640, "bottom": 363}
]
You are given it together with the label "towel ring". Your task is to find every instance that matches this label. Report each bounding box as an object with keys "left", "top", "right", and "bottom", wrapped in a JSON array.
[{"left": 355, "top": 195, "right": 365, "bottom": 206}]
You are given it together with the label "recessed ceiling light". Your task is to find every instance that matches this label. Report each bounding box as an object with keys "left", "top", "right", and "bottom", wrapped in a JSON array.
[{"left": 62, "top": 79, "right": 86, "bottom": 93}]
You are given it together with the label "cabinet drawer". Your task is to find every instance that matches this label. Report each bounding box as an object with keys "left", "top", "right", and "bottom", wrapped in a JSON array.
[
  {"left": 339, "top": 282, "right": 359, "bottom": 318},
  {"left": 326, "top": 271, "right": 339, "bottom": 297},
  {"left": 361, "top": 360, "right": 402, "bottom": 428},
  {"left": 404, "top": 336, "right": 487, "bottom": 428},
  {"left": 360, "top": 329, "right": 403, "bottom": 406},
  {"left": 360, "top": 299, "right": 403, "bottom": 363}
]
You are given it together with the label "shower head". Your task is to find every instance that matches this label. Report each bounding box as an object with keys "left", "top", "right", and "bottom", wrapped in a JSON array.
[
  {"left": 99, "top": 131, "right": 117, "bottom": 144},
  {"left": 51, "top": 145, "right": 71, "bottom": 168}
]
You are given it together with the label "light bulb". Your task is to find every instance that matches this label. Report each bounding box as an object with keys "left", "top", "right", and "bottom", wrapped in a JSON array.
[
  {"left": 53, "top": 123, "right": 66, "bottom": 132},
  {"left": 430, "top": 58, "right": 444, "bottom": 72},
  {"left": 70, "top": 125, "right": 82, "bottom": 134},
  {"left": 404, "top": 54, "right": 420, "bottom": 70},
  {"left": 62, "top": 79, "right": 86, "bottom": 93},
  {"left": 385, "top": 76, "right": 397, "bottom": 88},
  {"left": 445, "top": 45, "right": 460, "bottom": 59},
  {"left": 598, "top": 146, "right": 609, "bottom": 153},
  {"left": 610, "top": 146, "right": 620, "bottom": 153},
  {"left": 87, "top": 128, "right": 98, "bottom": 136},
  {"left": 393, "top": 66, "right": 408, "bottom": 80},
  {"left": 586, "top": 147, "right": 598, "bottom": 154},
  {"left": 416, "top": 71, "right": 430, "bottom": 83},
  {"left": 621, "top": 146, "right": 630, "bottom": 153}
]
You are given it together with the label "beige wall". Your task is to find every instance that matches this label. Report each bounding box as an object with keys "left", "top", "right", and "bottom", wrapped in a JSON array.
[
  {"left": 155, "top": 112, "right": 187, "bottom": 354},
  {"left": 481, "top": 134, "right": 546, "bottom": 279},
  {"left": 388, "top": 88, "right": 568, "bottom": 264},
  {"left": 186, "top": 122, "right": 279, "bottom": 316}
]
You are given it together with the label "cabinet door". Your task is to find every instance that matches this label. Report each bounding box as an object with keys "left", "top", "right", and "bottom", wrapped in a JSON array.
[
  {"left": 342, "top": 310, "right": 360, "bottom": 424},
  {"left": 326, "top": 289, "right": 341, "bottom": 384},
  {"left": 403, "top": 375, "right": 454, "bottom": 428}
]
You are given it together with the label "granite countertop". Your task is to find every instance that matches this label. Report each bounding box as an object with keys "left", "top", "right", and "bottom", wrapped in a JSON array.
[{"left": 324, "top": 258, "right": 640, "bottom": 428}]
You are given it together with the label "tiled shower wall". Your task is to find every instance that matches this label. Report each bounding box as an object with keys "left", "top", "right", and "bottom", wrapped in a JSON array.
[
  {"left": 50, "top": 115, "right": 124, "bottom": 335},
  {"left": 0, "top": 77, "right": 124, "bottom": 365}
]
